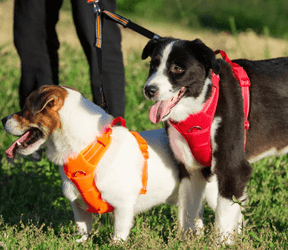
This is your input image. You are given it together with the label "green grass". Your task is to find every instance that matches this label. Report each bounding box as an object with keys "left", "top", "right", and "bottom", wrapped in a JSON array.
[
  {"left": 116, "top": 0, "right": 288, "bottom": 39},
  {"left": 1, "top": 41, "right": 288, "bottom": 249}
]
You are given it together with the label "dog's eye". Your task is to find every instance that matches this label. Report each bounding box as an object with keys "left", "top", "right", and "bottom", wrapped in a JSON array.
[{"left": 171, "top": 65, "right": 184, "bottom": 74}]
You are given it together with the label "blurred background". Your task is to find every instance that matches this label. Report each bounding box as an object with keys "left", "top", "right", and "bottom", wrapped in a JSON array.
[
  {"left": 116, "top": 0, "right": 288, "bottom": 39},
  {"left": 2, "top": 0, "right": 288, "bottom": 63}
]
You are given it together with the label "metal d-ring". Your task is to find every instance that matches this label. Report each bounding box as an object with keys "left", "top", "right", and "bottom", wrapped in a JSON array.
[
  {"left": 74, "top": 170, "right": 87, "bottom": 177},
  {"left": 188, "top": 126, "right": 202, "bottom": 133}
]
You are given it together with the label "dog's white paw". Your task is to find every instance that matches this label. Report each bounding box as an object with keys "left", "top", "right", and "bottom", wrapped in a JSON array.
[
  {"left": 75, "top": 234, "right": 88, "bottom": 243},
  {"left": 215, "top": 230, "right": 240, "bottom": 246},
  {"left": 195, "top": 218, "right": 204, "bottom": 236}
]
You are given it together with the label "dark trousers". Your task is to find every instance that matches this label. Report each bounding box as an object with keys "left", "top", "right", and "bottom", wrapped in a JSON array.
[{"left": 14, "top": 0, "right": 125, "bottom": 118}]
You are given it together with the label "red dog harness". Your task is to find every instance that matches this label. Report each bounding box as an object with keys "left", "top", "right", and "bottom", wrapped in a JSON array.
[
  {"left": 170, "top": 50, "right": 250, "bottom": 167},
  {"left": 63, "top": 117, "right": 149, "bottom": 214}
]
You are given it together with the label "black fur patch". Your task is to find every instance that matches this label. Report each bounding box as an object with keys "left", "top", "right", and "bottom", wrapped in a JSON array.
[
  {"left": 144, "top": 37, "right": 288, "bottom": 200},
  {"left": 213, "top": 60, "right": 252, "bottom": 199},
  {"left": 178, "top": 162, "right": 190, "bottom": 180}
]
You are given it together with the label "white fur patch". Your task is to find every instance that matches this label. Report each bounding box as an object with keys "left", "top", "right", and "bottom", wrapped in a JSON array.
[
  {"left": 3, "top": 115, "right": 25, "bottom": 136},
  {"left": 169, "top": 77, "right": 212, "bottom": 122},
  {"left": 167, "top": 123, "right": 198, "bottom": 170},
  {"left": 46, "top": 87, "right": 113, "bottom": 166},
  {"left": 215, "top": 193, "right": 245, "bottom": 244},
  {"left": 144, "top": 42, "right": 176, "bottom": 101},
  {"left": 210, "top": 117, "right": 222, "bottom": 173}
]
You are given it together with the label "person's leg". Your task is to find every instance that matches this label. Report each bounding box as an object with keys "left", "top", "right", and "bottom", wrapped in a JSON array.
[
  {"left": 14, "top": 0, "right": 63, "bottom": 108},
  {"left": 70, "top": 0, "right": 125, "bottom": 117}
]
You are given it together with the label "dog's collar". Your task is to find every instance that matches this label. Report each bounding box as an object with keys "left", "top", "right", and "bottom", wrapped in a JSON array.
[
  {"left": 169, "top": 71, "right": 220, "bottom": 166},
  {"left": 63, "top": 117, "right": 149, "bottom": 213},
  {"left": 169, "top": 50, "right": 251, "bottom": 167}
]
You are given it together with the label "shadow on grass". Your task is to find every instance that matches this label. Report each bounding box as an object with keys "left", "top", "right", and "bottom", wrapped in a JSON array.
[{"left": 0, "top": 150, "right": 74, "bottom": 235}]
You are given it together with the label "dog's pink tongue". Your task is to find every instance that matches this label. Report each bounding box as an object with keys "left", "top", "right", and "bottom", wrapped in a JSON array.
[
  {"left": 6, "top": 131, "right": 31, "bottom": 158},
  {"left": 149, "top": 87, "right": 186, "bottom": 124},
  {"left": 149, "top": 99, "right": 173, "bottom": 124}
]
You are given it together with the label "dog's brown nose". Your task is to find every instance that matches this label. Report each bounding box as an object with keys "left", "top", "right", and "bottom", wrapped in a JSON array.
[{"left": 145, "top": 85, "right": 158, "bottom": 99}]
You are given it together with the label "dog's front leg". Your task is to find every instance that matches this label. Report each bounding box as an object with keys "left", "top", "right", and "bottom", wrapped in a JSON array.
[
  {"left": 214, "top": 191, "right": 247, "bottom": 245},
  {"left": 70, "top": 200, "right": 93, "bottom": 242},
  {"left": 178, "top": 169, "right": 206, "bottom": 235},
  {"left": 59, "top": 167, "right": 92, "bottom": 242},
  {"left": 112, "top": 206, "right": 135, "bottom": 242}
]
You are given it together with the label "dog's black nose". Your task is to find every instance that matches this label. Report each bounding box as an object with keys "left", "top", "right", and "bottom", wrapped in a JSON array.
[
  {"left": 145, "top": 85, "right": 158, "bottom": 99},
  {"left": 2, "top": 116, "right": 8, "bottom": 126}
]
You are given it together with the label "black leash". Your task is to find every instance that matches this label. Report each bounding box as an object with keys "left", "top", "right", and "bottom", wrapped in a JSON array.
[
  {"left": 90, "top": 1, "right": 107, "bottom": 111},
  {"left": 88, "top": 0, "right": 161, "bottom": 112},
  {"left": 102, "top": 10, "right": 160, "bottom": 40}
]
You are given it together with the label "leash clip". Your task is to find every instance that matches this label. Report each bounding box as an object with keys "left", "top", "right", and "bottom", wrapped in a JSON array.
[
  {"left": 93, "top": 2, "right": 101, "bottom": 15},
  {"left": 87, "top": 0, "right": 101, "bottom": 15}
]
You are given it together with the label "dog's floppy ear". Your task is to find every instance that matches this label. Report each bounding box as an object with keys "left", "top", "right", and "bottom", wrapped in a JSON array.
[
  {"left": 189, "top": 39, "right": 220, "bottom": 75},
  {"left": 32, "top": 87, "right": 65, "bottom": 114},
  {"left": 142, "top": 39, "right": 159, "bottom": 60}
]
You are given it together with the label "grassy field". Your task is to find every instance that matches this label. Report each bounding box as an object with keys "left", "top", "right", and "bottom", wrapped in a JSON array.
[
  {"left": 117, "top": 0, "right": 288, "bottom": 39},
  {"left": 1, "top": 1, "right": 288, "bottom": 249}
]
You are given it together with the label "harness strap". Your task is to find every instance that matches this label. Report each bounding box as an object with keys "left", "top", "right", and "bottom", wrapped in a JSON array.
[
  {"left": 169, "top": 71, "right": 220, "bottom": 167},
  {"left": 215, "top": 50, "right": 251, "bottom": 147},
  {"left": 64, "top": 117, "right": 149, "bottom": 213},
  {"left": 64, "top": 128, "right": 113, "bottom": 213},
  {"left": 130, "top": 131, "right": 149, "bottom": 194},
  {"left": 169, "top": 50, "right": 251, "bottom": 167}
]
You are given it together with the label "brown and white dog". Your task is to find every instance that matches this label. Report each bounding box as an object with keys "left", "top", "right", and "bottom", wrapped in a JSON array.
[
  {"left": 142, "top": 37, "right": 288, "bottom": 243},
  {"left": 2, "top": 85, "right": 205, "bottom": 242}
]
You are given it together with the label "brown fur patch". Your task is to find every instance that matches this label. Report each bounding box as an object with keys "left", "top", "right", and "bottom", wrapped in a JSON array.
[{"left": 13, "top": 85, "right": 68, "bottom": 136}]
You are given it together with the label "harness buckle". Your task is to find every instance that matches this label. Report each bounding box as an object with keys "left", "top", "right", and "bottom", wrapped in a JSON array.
[{"left": 244, "top": 120, "right": 250, "bottom": 130}]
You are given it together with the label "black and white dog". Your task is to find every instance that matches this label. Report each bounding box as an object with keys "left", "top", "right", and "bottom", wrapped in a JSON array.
[{"left": 142, "top": 37, "right": 288, "bottom": 243}]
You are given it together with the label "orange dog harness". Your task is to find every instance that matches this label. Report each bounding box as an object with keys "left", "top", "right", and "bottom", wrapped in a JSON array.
[{"left": 63, "top": 117, "right": 149, "bottom": 214}]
